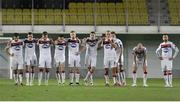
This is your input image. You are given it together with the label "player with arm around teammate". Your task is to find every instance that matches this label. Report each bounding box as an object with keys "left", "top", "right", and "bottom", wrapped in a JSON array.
[
  {"left": 156, "top": 34, "right": 179, "bottom": 87},
  {"left": 131, "top": 43, "right": 148, "bottom": 87}
]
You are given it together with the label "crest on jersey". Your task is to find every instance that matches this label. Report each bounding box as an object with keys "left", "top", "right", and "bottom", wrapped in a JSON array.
[
  {"left": 88, "top": 42, "right": 96, "bottom": 47},
  {"left": 42, "top": 44, "right": 50, "bottom": 49},
  {"left": 105, "top": 44, "right": 111, "bottom": 49},
  {"left": 27, "top": 43, "right": 33, "bottom": 48},
  {"left": 14, "top": 46, "right": 21, "bottom": 51},
  {"left": 58, "top": 45, "right": 64, "bottom": 50},
  {"left": 70, "top": 43, "right": 77, "bottom": 48}
]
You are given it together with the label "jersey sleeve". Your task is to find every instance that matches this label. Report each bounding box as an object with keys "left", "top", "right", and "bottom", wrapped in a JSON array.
[
  {"left": 156, "top": 43, "right": 162, "bottom": 57},
  {"left": 132, "top": 47, "right": 136, "bottom": 55}
]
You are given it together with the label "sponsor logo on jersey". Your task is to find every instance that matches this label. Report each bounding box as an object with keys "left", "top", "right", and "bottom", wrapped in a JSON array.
[
  {"left": 14, "top": 46, "right": 21, "bottom": 51},
  {"left": 58, "top": 45, "right": 64, "bottom": 50},
  {"left": 42, "top": 44, "right": 50, "bottom": 49},
  {"left": 27, "top": 43, "right": 33, "bottom": 48},
  {"left": 105, "top": 44, "right": 111, "bottom": 49},
  {"left": 89, "top": 42, "right": 96, "bottom": 47},
  {"left": 70, "top": 43, "right": 77, "bottom": 48}
]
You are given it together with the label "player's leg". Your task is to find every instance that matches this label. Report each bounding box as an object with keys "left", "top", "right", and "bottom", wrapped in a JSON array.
[
  {"left": 167, "top": 60, "right": 173, "bottom": 87},
  {"left": 142, "top": 61, "right": 148, "bottom": 87},
  {"left": 132, "top": 62, "right": 138, "bottom": 86},
  {"left": 84, "top": 56, "right": 91, "bottom": 84},
  {"left": 112, "top": 67, "right": 118, "bottom": 86},
  {"left": 161, "top": 59, "right": 169, "bottom": 87},
  {"left": 45, "top": 68, "right": 50, "bottom": 85},
  {"left": 30, "top": 58, "right": 37, "bottom": 86},
  {"left": 25, "top": 65, "right": 30, "bottom": 86},
  {"left": 120, "top": 65, "right": 126, "bottom": 86},
  {"left": 104, "top": 59, "right": 110, "bottom": 86},
  {"left": 74, "top": 56, "right": 81, "bottom": 85},
  {"left": 60, "top": 62, "right": 65, "bottom": 85},
  {"left": 55, "top": 62, "right": 61, "bottom": 84},
  {"left": 116, "top": 63, "right": 122, "bottom": 85},
  {"left": 38, "top": 58, "right": 44, "bottom": 86},
  {"left": 18, "top": 59, "right": 24, "bottom": 86},
  {"left": 44, "top": 60, "right": 52, "bottom": 85},
  {"left": 30, "top": 66, "right": 35, "bottom": 86},
  {"left": 18, "top": 69, "right": 24, "bottom": 86},
  {"left": 69, "top": 57, "right": 75, "bottom": 85},
  {"left": 13, "top": 69, "right": 18, "bottom": 85},
  {"left": 89, "top": 66, "right": 95, "bottom": 86}
]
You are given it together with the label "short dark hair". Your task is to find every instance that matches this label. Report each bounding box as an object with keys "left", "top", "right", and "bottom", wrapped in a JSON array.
[
  {"left": 14, "top": 33, "right": 19, "bottom": 37},
  {"left": 101, "top": 33, "right": 106, "bottom": 37},
  {"left": 59, "top": 35, "right": 64, "bottom": 38},
  {"left": 70, "top": 30, "right": 75, "bottom": 33},
  {"left": 28, "top": 32, "right": 32, "bottom": 35},
  {"left": 91, "top": 31, "right": 95, "bottom": 34},
  {"left": 111, "top": 31, "right": 116, "bottom": 34},
  {"left": 43, "top": 31, "right": 48, "bottom": 35}
]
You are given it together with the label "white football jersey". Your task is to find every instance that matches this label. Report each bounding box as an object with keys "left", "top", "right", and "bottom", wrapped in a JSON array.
[
  {"left": 85, "top": 38, "right": 99, "bottom": 56},
  {"left": 67, "top": 38, "right": 80, "bottom": 56},
  {"left": 54, "top": 40, "right": 66, "bottom": 57},
  {"left": 103, "top": 39, "right": 116, "bottom": 59},
  {"left": 38, "top": 38, "right": 52, "bottom": 56},
  {"left": 24, "top": 38, "right": 37, "bottom": 57},
  {"left": 156, "top": 41, "right": 177, "bottom": 58},
  {"left": 10, "top": 40, "right": 24, "bottom": 56}
]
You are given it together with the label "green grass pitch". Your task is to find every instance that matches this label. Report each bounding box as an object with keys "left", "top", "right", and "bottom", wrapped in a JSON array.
[{"left": 0, "top": 78, "right": 179, "bottom": 101}]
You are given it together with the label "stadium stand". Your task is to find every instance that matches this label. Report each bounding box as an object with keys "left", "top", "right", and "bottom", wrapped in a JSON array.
[
  {"left": 2, "top": 0, "right": 149, "bottom": 25},
  {"left": 168, "top": 0, "right": 180, "bottom": 25}
]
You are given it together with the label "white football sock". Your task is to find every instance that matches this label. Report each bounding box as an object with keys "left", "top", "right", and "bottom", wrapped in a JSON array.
[
  {"left": 104, "top": 75, "right": 109, "bottom": 84},
  {"left": 45, "top": 72, "right": 49, "bottom": 85},
  {"left": 117, "top": 73, "right": 122, "bottom": 84},
  {"left": 70, "top": 73, "right": 74, "bottom": 83},
  {"left": 90, "top": 74, "right": 93, "bottom": 83},
  {"left": 113, "top": 76, "right": 116, "bottom": 84},
  {"left": 38, "top": 72, "right": 43, "bottom": 85},
  {"left": 30, "top": 72, "right": 34, "bottom": 85},
  {"left": 56, "top": 72, "right": 61, "bottom": 84},
  {"left": 13, "top": 73, "right": 18, "bottom": 84},
  {"left": 19, "top": 74, "right": 23, "bottom": 84},
  {"left": 75, "top": 73, "right": 80, "bottom": 83},
  {"left": 121, "top": 71, "right": 126, "bottom": 83},
  {"left": 61, "top": 72, "right": 65, "bottom": 84},
  {"left": 84, "top": 71, "right": 91, "bottom": 81},
  {"left": 168, "top": 74, "right": 173, "bottom": 85},
  {"left": 143, "top": 73, "right": 147, "bottom": 85},
  {"left": 132, "top": 72, "right": 137, "bottom": 84},
  {"left": 26, "top": 72, "right": 29, "bottom": 85},
  {"left": 164, "top": 75, "right": 169, "bottom": 85}
]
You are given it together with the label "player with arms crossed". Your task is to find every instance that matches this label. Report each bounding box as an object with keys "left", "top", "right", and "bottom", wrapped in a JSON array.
[
  {"left": 132, "top": 43, "right": 148, "bottom": 87},
  {"left": 102, "top": 31, "right": 119, "bottom": 86},
  {"left": 111, "top": 31, "right": 126, "bottom": 86},
  {"left": 37, "top": 31, "right": 53, "bottom": 85},
  {"left": 54, "top": 35, "right": 66, "bottom": 85},
  {"left": 24, "top": 32, "right": 37, "bottom": 86},
  {"left": 83, "top": 31, "right": 102, "bottom": 86},
  {"left": 5, "top": 33, "right": 24, "bottom": 85},
  {"left": 156, "top": 35, "right": 179, "bottom": 87},
  {"left": 67, "top": 31, "right": 81, "bottom": 85}
]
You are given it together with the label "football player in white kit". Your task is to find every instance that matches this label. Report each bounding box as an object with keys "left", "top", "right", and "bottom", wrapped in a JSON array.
[
  {"left": 67, "top": 31, "right": 81, "bottom": 85},
  {"left": 54, "top": 35, "right": 66, "bottom": 85},
  {"left": 83, "top": 31, "right": 102, "bottom": 86},
  {"left": 132, "top": 43, "right": 148, "bottom": 87},
  {"left": 156, "top": 35, "right": 179, "bottom": 87},
  {"left": 37, "top": 31, "right": 53, "bottom": 85},
  {"left": 24, "top": 32, "right": 37, "bottom": 86},
  {"left": 5, "top": 33, "right": 24, "bottom": 86},
  {"left": 111, "top": 31, "right": 126, "bottom": 86},
  {"left": 102, "top": 31, "right": 118, "bottom": 86}
]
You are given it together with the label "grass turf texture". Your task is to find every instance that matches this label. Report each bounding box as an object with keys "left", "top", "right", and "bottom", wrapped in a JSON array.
[{"left": 0, "top": 78, "right": 179, "bottom": 101}]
